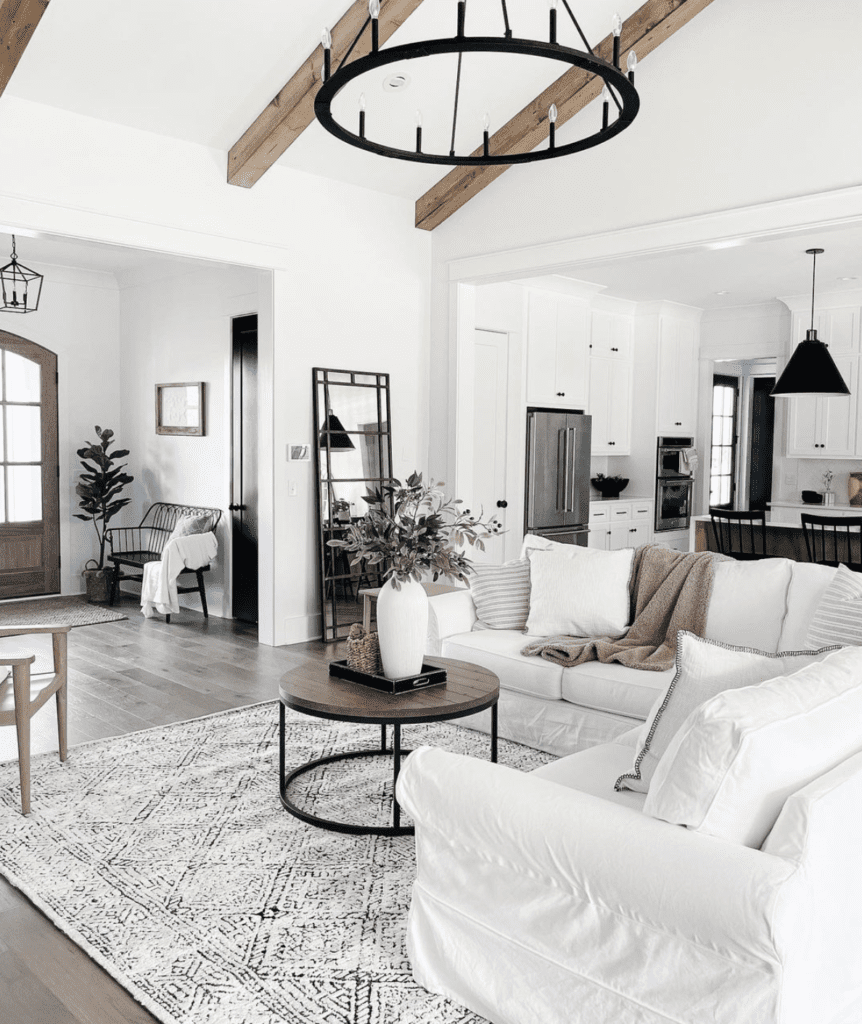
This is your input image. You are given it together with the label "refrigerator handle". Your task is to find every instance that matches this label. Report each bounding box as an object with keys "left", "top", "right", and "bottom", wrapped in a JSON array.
[
  {"left": 527, "top": 418, "right": 537, "bottom": 526},
  {"left": 568, "top": 427, "right": 576, "bottom": 513},
  {"left": 557, "top": 428, "right": 566, "bottom": 512},
  {"left": 564, "top": 429, "right": 572, "bottom": 512}
]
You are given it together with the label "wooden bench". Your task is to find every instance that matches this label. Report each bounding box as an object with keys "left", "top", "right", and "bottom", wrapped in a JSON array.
[{"left": 106, "top": 503, "right": 222, "bottom": 622}]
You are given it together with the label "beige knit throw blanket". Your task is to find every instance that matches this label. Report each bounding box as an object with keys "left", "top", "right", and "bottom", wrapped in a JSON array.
[{"left": 521, "top": 544, "right": 723, "bottom": 671}]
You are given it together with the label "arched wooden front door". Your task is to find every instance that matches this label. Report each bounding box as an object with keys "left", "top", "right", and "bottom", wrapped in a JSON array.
[{"left": 0, "top": 332, "right": 59, "bottom": 598}]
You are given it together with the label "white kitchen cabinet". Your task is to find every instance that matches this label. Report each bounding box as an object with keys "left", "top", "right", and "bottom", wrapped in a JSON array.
[
  {"left": 590, "top": 311, "right": 633, "bottom": 360},
  {"left": 656, "top": 317, "right": 699, "bottom": 435},
  {"left": 785, "top": 353, "right": 859, "bottom": 458},
  {"left": 588, "top": 499, "right": 653, "bottom": 549},
  {"left": 589, "top": 356, "right": 632, "bottom": 455},
  {"left": 527, "top": 292, "right": 590, "bottom": 408}
]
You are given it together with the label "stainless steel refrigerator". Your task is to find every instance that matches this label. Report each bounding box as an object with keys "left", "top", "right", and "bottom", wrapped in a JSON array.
[{"left": 525, "top": 408, "right": 592, "bottom": 545}]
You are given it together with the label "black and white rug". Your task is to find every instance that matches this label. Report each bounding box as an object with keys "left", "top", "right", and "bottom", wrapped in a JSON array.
[{"left": 0, "top": 701, "right": 551, "bottom": 1024}]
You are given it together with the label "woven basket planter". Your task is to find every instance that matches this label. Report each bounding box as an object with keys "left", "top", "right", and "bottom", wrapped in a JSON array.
[{"left": 346, "top": 623, "right": 381, "bottom": 675}]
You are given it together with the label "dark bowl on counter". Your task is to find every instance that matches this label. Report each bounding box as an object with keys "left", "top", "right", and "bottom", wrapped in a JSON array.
[{"left": 591, "top": 477, "right": 630, "bottom": 499}]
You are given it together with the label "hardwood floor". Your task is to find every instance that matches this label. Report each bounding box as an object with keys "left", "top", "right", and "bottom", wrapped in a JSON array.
[{"left": 0, "top": 594, "right": 343, "bottom": 1024}]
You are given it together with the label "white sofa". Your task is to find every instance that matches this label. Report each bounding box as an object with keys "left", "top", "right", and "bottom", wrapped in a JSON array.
[
  {"left": 426, "top": 556, "right": 837, "bottom": 755},
  {"left": 400, "top": 558, "right": 862, "bottom": 1024}
]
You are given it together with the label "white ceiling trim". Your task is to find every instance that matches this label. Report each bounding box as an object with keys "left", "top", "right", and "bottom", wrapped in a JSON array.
[{"left": 446, "top": 184, "right": 862, "bottom": 284}]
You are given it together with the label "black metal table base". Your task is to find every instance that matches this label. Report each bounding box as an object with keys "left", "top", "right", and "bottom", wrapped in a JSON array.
[{"left": 279, "top": 703, "right": 498, "bottom": 837}]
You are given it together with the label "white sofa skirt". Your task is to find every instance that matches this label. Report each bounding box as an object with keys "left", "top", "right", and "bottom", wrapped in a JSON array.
[{"left": 456, "top": 687, "right": 645, "bottom": 758}]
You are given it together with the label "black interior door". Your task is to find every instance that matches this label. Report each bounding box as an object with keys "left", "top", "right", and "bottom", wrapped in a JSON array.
[
  {"left": 231, "top": 314, "right": 258, "bottom": 624},
  {"left": 748, "top": 377, "right": 775, "bottom": 512}
]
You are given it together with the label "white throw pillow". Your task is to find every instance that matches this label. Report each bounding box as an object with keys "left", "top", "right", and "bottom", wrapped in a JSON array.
[
  {"left": 525, "top": 546, "right": 634, "bottom": 639},
  {"left": 615, "top": 632, "right": 836, "bottom": 794},
  {"left": 703, "top": 558, "right": 792, "bottom": 654},
  {"left": 520, "top": 533, "right": 573, "bottom": 559},
  {"left": 643, "top": 645, "right": 862, "bottom": 848},
  {"left": 168, "top": 514, "right": 211, "bottom": 542},
  {"left": 805, "top": 563, "right": 862, "bottom": 649},
  {"left": 469, "top": 559, "right": 531, "bottom": 630}
]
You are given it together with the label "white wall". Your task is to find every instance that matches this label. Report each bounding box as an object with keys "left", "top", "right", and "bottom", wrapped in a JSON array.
[
  {"left": 118, "top": 262, "right": 263, "bottom": 617},
  {"left": 0, "top": 95, "right": 432, "bottom": 645},
  {"left": 0, "top": 262, "right": 120, "bottom": 594},
  {"left": 431, "top": 0, "right": 862, "bottom": 265}
]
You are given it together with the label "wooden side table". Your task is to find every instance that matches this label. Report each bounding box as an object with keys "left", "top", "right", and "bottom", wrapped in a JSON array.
[{"left": 279, "top": 656, "right": 499, "bottom": 836}]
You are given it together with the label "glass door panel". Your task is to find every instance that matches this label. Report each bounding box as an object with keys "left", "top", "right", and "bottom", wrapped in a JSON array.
[{"left": 0, "top": 333, "right": 59, "bottom": 598}]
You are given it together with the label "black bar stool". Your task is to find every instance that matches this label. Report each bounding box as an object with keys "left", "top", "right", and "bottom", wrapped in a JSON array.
[
  {"left": 709, "top": 507, "right": 767, "bottom": 560},
  {"left": 800, "top": 513, "right": 862, "bottom": 571}
]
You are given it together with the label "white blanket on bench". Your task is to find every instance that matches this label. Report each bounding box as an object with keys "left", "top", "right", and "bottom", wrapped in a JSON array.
[{"left": 140, "top": 532, "right": 218, "bottom": 618}]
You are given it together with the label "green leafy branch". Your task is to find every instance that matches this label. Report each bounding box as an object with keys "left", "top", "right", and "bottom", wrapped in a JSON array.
[{"left": 328, "top": 471, "right": 502, "bottom": 587}]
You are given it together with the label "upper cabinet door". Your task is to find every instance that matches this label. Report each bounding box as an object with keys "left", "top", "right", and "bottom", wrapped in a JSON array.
[
  {"left": 526, "top": 292, "right": 590, "bottom": 408},
  {"left": 819, "top": 353, "right": 858, "bottom": 457},
  {"left": 590, "top": 311, "right": 632, "bottom": 360},
  {"left": 656, "top": 317, "right": 699, "bottom": 435}
]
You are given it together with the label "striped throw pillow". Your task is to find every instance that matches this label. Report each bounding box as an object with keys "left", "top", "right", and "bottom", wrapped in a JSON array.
[
  {"left": 469, "top": 559, "right": 531, "bottom": 630},
  {"left": 806, "top": 564, "right": 862, "bottom": 648}
]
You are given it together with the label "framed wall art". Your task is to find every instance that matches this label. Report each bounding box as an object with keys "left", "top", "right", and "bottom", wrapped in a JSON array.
[{"left": 156, "top": 382, "right": 206, "bottom": 436}]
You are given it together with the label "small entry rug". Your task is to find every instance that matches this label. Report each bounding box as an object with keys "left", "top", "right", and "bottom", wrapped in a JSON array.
[
  {"left": 0, "top": 701, "right": 551, "bottom": 1024},
  {"left": 0, "top": 594, "right": 127, "bottom": 627}
]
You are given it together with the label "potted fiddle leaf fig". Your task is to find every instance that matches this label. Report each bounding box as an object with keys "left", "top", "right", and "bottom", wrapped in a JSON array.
[
  {"left": 74, "top": 426, "right": 134, "bottom": 603},
  {"left": 329, "top": 472, "right": 500, "bottom": 679}
]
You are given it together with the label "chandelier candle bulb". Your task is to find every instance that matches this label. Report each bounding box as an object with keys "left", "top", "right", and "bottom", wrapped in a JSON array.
[
  {"left": 322, "top": 27, "right": 331, "bottom": 80},
  {"left": 358, "top": 93, "right": 366, "bottom": 138},
  {"left": 483, "top": 112, "right": 490, "bottom": 156},
  {"left": 627, "top": 50, "right": 637, "bottom": 83},
  {"left": 549, "top": 103, "right": 558, "bottom": 149},
  {"left": 415, "top": 110, "right": 423, "bottom": 153},
  {"left": 613, "top": 13, "right": 623, "bottom": 66},
  {"left": 601, "top": 84, "right": 610, "bottom": 129},
  {"left": 369, "top": 0, "right": 380, "bottom": 52}
]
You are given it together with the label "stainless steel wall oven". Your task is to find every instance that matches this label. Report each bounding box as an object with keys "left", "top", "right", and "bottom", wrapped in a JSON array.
[{"left": 655, "top": 436, "right": 695, "bottom": 532}]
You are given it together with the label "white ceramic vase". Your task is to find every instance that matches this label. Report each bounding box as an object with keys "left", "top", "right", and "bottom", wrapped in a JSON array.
[{"left": 376, "top": 577, "right": 429, "bottom": 679}]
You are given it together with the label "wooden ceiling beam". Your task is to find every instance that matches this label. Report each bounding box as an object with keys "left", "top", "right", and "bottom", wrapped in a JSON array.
[
  {"left": 415, "top": 0, "right": 717, "bottom": 232},
  {"left": 228, "top": 0, "right": 427, "bottom": 189},
  {"left": 0, "top": 0, "right": 50, "bottom": 98}
]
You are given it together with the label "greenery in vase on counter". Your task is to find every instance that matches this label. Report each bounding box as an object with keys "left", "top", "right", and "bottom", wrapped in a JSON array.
[{"left": 327, "top": 472, "right": 500, "bottom": 588}]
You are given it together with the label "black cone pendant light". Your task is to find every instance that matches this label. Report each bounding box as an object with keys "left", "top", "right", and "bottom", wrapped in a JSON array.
[{"left": 771, "top": 248, "right": 850, "bottom": 398}]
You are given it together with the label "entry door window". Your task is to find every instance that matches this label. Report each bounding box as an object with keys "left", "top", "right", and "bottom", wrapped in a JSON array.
[
  {"left": 0, "top": 332, "right": 59, "bottom": 599},
  {"left": 709, "top": 375, "right": 739, "bottom": 508},
  {"left": 2, "top": 349, "right": 43, "bottom": 522}
]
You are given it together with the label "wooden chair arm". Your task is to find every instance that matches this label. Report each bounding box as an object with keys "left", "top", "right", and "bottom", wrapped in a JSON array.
[
  {"left": 0, "top": 625, "right": 72, "bottom": 637},
  {"left": 0, "top": 651, "right": 36, "bottom": 666}
]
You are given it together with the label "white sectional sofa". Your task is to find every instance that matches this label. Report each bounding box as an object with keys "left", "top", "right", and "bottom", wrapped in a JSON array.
[
  {"left": 426, "top": 556, "right": 837, "bottom": 755},
  {"left": 402, "top": 556, "right": 862, "bottom": 1024}
]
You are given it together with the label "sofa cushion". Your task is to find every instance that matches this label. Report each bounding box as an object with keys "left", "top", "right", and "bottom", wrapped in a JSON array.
[
  {"left": 469, "top": 559, "right": 531, "bottom": 630},
  {"left": 615, "top": 632, "right": 836, "bottom": 795},
  {"left": 703, "top": 558, "right": 792, "bottom": 654},
  {"left": 525, "top": 546, "right": 634, "bottom": 639},
  {"left": 561, "top": 662, "right": 672, "bottom": 720},
  {"left": 442, "top": 630, "right": 563, "bottom": 700},
  {"left": 531, "top": 740, "right": 646, "bottom": 812},
  {"left": 778, "top": 562, "right": 836, "bottom": 650},
  {"left": 805, "top": 563, "right": 862, "bottom": 648},
  {"left": 644, "top": 645, "right": 862, "bottom": 848}
]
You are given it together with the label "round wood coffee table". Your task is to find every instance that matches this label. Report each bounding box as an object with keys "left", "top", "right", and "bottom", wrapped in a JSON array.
[{"left": 279, "top": 656, "right": 499, "bottom": 837}]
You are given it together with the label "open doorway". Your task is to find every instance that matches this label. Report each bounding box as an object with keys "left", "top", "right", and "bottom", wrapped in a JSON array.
[{"left": 710, "top": 359, "right": 776, "bottom": 512}]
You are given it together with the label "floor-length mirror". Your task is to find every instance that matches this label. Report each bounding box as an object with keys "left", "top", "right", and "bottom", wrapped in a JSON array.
[{"left": 313, "top": 368, "right": 393, "bottom": 642}]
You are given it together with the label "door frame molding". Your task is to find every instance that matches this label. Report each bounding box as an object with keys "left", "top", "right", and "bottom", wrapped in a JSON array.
[{"left": 0, "top": 330, "right": 60, "bottom": 598}]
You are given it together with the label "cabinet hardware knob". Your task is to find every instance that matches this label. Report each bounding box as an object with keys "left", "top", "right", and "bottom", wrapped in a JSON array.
[
  {"left": 229, "top": 503, "right": 246, "bottom": 511},
  {"left": 496, "top": 500, "right": 508, "bottom": 508}
]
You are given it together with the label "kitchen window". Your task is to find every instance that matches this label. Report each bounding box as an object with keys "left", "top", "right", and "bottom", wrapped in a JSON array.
[{"left": 709, "top": 374, "right": 738, "bottom": 509}]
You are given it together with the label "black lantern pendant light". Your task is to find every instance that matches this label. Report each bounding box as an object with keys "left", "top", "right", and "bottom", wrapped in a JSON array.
[
  {"left": 315, "top": 0, "right": 640, "bottom": 166},
  {"left": 771, "top": 248, "right": 850, "bottom": 398},
  {"left": 0, "top": 235, "right": 43, "bottom": 314}
]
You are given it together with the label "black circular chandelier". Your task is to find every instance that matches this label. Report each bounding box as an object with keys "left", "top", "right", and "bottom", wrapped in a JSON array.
[{"left": 315, "top": 0, "right": 640, "bottom": 166}]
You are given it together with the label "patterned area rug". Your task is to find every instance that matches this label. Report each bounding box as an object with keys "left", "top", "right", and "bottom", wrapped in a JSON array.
[
  {"left": 0, "top": 595, "right": 127, "bottom": 627},
  {"left": 0, "top": 701, "right": 552, "bottom": 1024}
]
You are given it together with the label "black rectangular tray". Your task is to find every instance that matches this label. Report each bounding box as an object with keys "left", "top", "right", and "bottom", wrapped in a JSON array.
[{"left": 329, "top": 659, "right": 447, "bottom": 694}]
